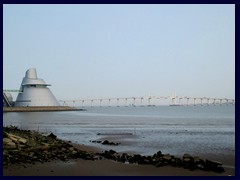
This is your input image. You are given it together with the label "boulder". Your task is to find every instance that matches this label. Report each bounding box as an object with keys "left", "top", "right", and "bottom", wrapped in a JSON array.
[
  {"left": 5, "top": 142, "right": 17, "bottom": 149},
  {"left": 47, "top": 133, "right": 57, "bottom": 139},
  {"left": 69, "top": 147, "right": 74, "bottom": 151},
  {"left": 162, "top": 154, "right": 172, "bottom": 164},
  {"left": 102, "top": 140, "right": 119, "bottom": 145},
  {"left": 118, "top": 153, "right": 128, "bottom": 162},
  {"left": 128, "top": 154, "right": 143, "bottom": 164},
  {"left": 3, "top": 138, "right": 13, "bottom": 145},
  {"left": 182, "top": 154, "right": 195, "bottom": 170},
  {"left": 18, "top": 137, "right": 28, "bottom": 144},
  {"left": 183, "top": 154, "right": 192, "bottom": 159},
  {"left": 155, "top": 161, "right": 164, "bottom": 167},
  {"left": 163, "top": 154, "right": 172, "bottom": 161},
  {"left": 109, "top": 149, "right": 117, "bottom": 154},
  {"left": 193, "top": 156, "right": 205, "bottom": 170},
  {"left": 156, "top": 151, "right": 162, "bottom": 157},
  {"left": 8, "top": 136, "right": 18, "bottom": 143},
  {"left": 41, "top": 142, "right": 50, "bottom": 147},
  {"left": 18, "top": 144, "right": 27, "bottom": 149},
  {"left": 102, "top": 140, "right": 110, "bottom": 145},
  {"left": 29, "top": 152, "right": 35, "bottom": 157},
  {"left": 205, "top": 160, "right": 225, "bottom": 173},
  {"left": 138, "top": 158, "right": 150, "bottom": 164},
  {"left": 7, "top": 134, "right": 28, "bottom": 144},
  {"left": 174, "top": 157, "right": 183, "bottom": 167}
]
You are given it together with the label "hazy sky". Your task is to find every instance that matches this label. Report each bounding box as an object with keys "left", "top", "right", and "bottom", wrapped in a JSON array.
[{"left": 3, "top": 4, "right": 235, "bottom": 101}]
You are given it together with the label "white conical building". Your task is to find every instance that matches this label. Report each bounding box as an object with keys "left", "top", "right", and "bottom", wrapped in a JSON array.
[{"left": 15, "top": 68, "right": 60, "bottom": 107}]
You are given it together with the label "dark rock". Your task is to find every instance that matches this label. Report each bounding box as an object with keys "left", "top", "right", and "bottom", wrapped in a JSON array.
[
  {"left": 193, "top": 157, "right": 205, "bottom": 170},
  {"left": 102, "top": 140, "right": 119, "bottom": 146},
  {"left": 118, "top": 153, "right": 128, "bottom": 163},
  {"left": 128, "top": 154, "right": 143, "bottom": 164},
  {"left": 162, "top": 154, "right": 172, "bottom": 165},
  {"left": 182, "top": 155, "right": 195, "bottom": 170},
  {"left": 163, "top": 154, "right": 172, "bottom": 161},
  {"left": 183, "top": 154, "right": 192, "bottom": 159},
  {"left": 47, "top": 133, "right": 57, "bottom": 139},
  {"left": 102, "top": 140, "right": 110, "bottom": 145},
  {"left": 155, "top": 161, "right": 164, "bottom": 167},
  {"left": 2, "top": 126, "right": 226, "bottom": 174},
  {"left": 101, "top": 150, "right": 117, "bottom": 160},
  {"left": 156, "top": 151, "right": 162, "bottom": 157},
  {"left": 215, "top": 167, "right": 225, "bottom": 173},
  {"left": 205, "top": 160, "right": 225, "bottom": 173},
  {"left": 109, "top": 149, "right": 117, "bottom": 154},
  {"left": 174, "top": 157, "right": 183, "bottom": 167}
]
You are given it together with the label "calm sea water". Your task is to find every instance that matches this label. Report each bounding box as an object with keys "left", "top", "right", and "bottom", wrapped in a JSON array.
[{"left": 3, "top": 105, "right": 235, "bottom": 159}]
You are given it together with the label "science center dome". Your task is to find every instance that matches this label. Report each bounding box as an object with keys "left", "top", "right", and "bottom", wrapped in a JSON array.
[{"left": 15, "top": 68, "right": 60, "bottom": 107}]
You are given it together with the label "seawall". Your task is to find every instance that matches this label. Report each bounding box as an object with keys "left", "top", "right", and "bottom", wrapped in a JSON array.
[{"left": 3, "top": 106, "right": 85, "bottom": 112}]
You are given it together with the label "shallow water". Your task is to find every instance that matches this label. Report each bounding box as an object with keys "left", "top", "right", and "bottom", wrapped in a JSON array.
[{"left": 3, "top": 105, "right": 235, "bottom": 157}]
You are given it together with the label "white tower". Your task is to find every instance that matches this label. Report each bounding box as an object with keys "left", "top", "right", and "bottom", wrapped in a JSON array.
[{"left": 15, "top": 68, "right": 60, "bottom": 107}]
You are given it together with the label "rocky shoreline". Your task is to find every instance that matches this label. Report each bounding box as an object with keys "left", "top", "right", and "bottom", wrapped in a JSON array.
[{"left": 3, "top": 126, "right": 225, "bottom": 173}]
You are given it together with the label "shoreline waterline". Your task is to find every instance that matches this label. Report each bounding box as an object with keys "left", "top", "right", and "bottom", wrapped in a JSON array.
[
  {"left": 3, "top": 106, "right": 85, "bottom": 112},
  {"left": 3, "top": 127, "right": 234, "bottom": 176},
  {"left": 3, "top": 105, "right": 235, "bottom": 175}
]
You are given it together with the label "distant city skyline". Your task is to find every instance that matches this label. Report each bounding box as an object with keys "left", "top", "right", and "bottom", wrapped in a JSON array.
[{"left": 3, "top": 4, "right": 235, "bottom": 101}]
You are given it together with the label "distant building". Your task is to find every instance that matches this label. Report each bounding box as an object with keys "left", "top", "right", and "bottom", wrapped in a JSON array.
[{"left": 14, "top": 68, "right": 60, "bottom": 107}]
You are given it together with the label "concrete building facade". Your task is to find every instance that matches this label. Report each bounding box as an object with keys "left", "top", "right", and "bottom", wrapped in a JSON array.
[{"left": 15, "top": 68, "right": 60, "bottom": 107}]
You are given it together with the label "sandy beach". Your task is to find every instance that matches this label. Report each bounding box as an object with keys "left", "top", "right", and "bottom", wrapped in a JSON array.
[
  {"left": 3, "top": 159, "right": 234, "bottom": 176},
  {"left": 4, "top": 143, "right": 235, "bottom": 176}
]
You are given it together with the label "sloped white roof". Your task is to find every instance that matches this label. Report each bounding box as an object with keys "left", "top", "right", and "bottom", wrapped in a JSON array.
[{"left": 21, "top": 68, "right": 51, "bottom": 86}]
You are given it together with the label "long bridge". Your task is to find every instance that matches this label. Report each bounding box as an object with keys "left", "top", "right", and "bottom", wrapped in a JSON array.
[
  {"left": 58, "top": 95, "right": 235, "bottom": 107},
  {"left": 3, "top": 89, "right": 235, "bottom": 107}
]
